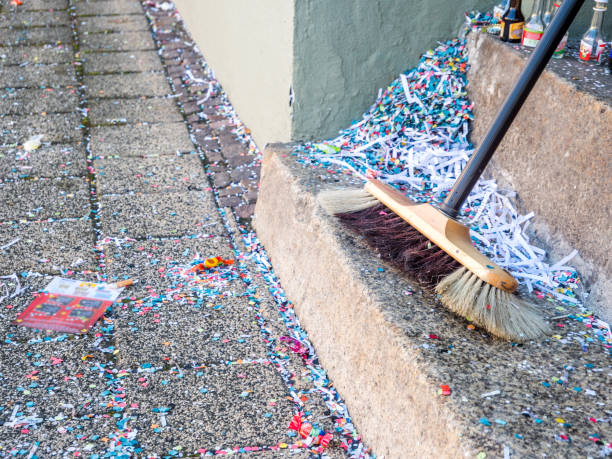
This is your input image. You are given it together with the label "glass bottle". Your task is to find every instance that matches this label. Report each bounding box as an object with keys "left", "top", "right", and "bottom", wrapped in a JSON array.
[
  {"left": 579, "top": 0, "right": 608, "bottom": 63},
  {"left": 500, "top": 0, "right": 525, "bottom": 42},
  {"left": 494, "top": 0, "right": 510, "bottom": 20},
  {"left": 552, "top": 1, "right": 569, "bottom": 58},
  {"left": 543, "top": 0, "right": 554, "bottom": 27},
  {"left": 522, "top": 0, "right": 546, "bottom": 47}
]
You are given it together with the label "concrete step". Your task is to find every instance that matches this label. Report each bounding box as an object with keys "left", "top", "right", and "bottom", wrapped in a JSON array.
[
  {"left": 466, "top": 33, "right": 611, "bottom": 321},
  {"left": 254, "top": 143, "right": 611, "bottom": 458}
]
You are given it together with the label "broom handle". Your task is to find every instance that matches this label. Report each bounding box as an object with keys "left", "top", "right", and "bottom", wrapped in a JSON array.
[{"left": 439, "top": 0, "right": 585, "bottom": 219}]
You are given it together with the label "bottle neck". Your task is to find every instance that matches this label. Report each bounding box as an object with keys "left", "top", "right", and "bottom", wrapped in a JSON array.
[
  {"left": 590, "top": 6, "right": 606, "bottom": 29},
  {"left": 532, "top": 0, "right": 544, "bottom": 14}
]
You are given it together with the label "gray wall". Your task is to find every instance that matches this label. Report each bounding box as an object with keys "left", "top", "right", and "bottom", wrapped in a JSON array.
[{"left": 291, "top": 0, "right": 612, "bottom": 143}]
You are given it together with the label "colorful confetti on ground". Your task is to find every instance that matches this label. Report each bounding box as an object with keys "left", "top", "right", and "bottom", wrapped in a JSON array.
[{"left": 0, "top": 0, "right": 372, "bottom": 456}]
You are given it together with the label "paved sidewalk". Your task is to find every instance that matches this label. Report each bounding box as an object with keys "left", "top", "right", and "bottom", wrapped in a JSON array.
[{"left": 0, "top": 0, "right": 367, "bottom": 457}]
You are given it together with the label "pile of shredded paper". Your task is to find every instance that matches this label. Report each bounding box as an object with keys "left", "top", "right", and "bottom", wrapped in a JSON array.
[{"left": 294, "top": 38, "right": 583, "bottom": 307}]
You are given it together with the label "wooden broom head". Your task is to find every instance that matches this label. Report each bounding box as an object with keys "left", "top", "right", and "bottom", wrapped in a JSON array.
[{"left": 364, "top": 179, "right": 518, "bottom": 293}]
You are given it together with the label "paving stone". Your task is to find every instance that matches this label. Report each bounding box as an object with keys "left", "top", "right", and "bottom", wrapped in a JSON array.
[
  {"left": 0, "top": 177, "right": 90, "bottom": 221},
  {"left": 95, "top": 154, "right": 207, "bottom": 194},
  {"left": 217, "top": 186, "right": 241, "bottom": 198},
  {"left": 244, "top": 189, "right": 259, "bottom": 204},
  {"left": 0, "top": 418, "right": 118, "bottom": 457},
  {"left": 151, "top": 16, "right": 178, "bottom": 29},
  {"left": 194, "top": 133, "right": 219, "bottom": 150},
  {"left": 185, "top": 112, "right": 201, "bottom": 124},
  {"left": 159, "top": 41, "right": 183, "bottom": 52},
  {"left": 78, "top": 13, "right": 149, "bottom": 33},
  {"left": 90, "top": 123, "right": 193, "bottom": 157},
  {"left": 102, "top": 235, "right": 232, "bottom": 295},
  {"left": 123, "top": 364, "right": 295, "bottom": 454},
  {"left": 80, "top": 30, "right": 156, "bottom": 52},
  {"left": 0, "top": 219, "right": 97, "bottom": 273},
  {"left": 89, "top": 97, "right": 182, "bottom": 125},
  {"left": 165, "top": 64, "right": 184, "bottom": 77},
  {"left": 203, "top": 149, "right": 223, "bottom": 163},
  {"left": 0, "top": 143, "right": 87, "bottom": 179},
  {"left": 159, "top": 47, "right": 179, "bottom": 60},
  {"left": 74, "top": 0, "right": 143, "bottom": 16},
  {"left": 0, "top": 87, "right": 78, "bottom": 115},
  {"left": 0, "top": 44, "right": 72, "bottom": 65},
  {"left": 192, "top": 129, "right": 214, "bottom": 145},
  {"left": 231, "top": 166, "right": 260, "bottom": 184},
  {"left": 212, "top": 172, "right": 231, "bottom": 188},
  {"left": 0, "top": 0, "right": 67, "bottom": 10},
  {"left": 0, "top": 113, "right": 81, "bottom": 144},
  {"left": 114, "top": 293, "right": 267, "bottom": 368},
  {"left": 0, "top": 10, "right": 69, "bottom": 28},
  {"left": 190, "top": 121, "right": 211, "bottom": 134},
  {"left": 0, "top": 353, "right": 110, "bottom": 416},
  {"left": 180, "top": 100, "right": 200, "bottom": 116},
  {"left": 217, "top": 196, "right": 242, "bottom": 208},
  {"left": 235, "top": 204, "right": 256, "bottom": 220},
  {"left": 99, "top": 191, "right": 223, "bottom": 238},
  {"left": 2, "top": 26, "right": 71, "bottom": 46},
  {"left": 226, "top": 154, "right": 255, "bottom": 169},
  {"left": 84, "top": 72, "right": 169, "bottom": 98},
  {"left": 217, "top": 133, "right": 245, "bottom": 155},
  {"left": 0, "top": 336, "right": 119, "bottom": 450},
  {"left": 82, "top": 49, "right": 162, "bottom": 73},
  {"left": 170, "top": 75, "right": 183, "bottom": 89},
  {"left": 0, "top": 63, "right": 76, "bottom": 88}
]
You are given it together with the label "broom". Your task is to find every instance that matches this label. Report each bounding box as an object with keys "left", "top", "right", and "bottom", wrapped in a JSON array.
[{"left": 319, "top": 0, "right": 585, "bottom": 342}]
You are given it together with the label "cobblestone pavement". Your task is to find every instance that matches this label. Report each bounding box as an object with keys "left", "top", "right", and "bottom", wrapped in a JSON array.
[{"left": 0, "top": 0, "right": 369, "bottom": 457}]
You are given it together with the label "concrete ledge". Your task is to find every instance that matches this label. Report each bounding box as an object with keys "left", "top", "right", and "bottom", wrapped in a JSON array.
[
  {"left": 254, "top": 144, "right": 611, "bottom": 458},
  {"left": 467, "top": 33, "right": 612, "bottom": 321}
]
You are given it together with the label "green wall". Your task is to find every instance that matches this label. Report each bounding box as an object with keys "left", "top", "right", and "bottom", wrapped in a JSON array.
[{"left": 291, "top": 0, "right": 612, "bottom": 143}]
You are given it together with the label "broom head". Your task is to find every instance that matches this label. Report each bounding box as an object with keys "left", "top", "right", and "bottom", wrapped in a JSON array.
[{"left": 319, "top": 179, "right": 550, "bottom": 341}]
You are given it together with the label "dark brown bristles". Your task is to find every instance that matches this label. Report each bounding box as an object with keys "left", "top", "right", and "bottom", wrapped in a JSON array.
[{"left": 338, "top": 203, "right": 461, "bottom": 285}]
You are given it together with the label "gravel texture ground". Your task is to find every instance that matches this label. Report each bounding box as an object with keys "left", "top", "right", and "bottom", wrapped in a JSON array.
[{"left": 0, "top": 0, "right": 367, "bottom": 457}]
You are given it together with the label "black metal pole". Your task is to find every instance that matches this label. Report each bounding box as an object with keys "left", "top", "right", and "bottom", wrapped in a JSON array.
[{"left": 439, "top": 0, "right": 585, "bottom": 219}]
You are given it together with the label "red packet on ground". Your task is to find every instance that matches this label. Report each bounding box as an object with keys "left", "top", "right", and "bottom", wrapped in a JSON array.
[{"left": 13, "top": 277, "right": 124, "bottom": 334}]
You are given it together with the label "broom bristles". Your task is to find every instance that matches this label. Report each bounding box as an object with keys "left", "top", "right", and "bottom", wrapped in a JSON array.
[
  {"left": 436, "top": 267, "right": 551, "bottom": 341},
  {"left": 336, "top": 203, "right": 461, "bottom": 285},
  {"left": 319, "top": 187, "right": 550, "bottom": 342},
  {"left": 318, "top": 188, "right": 378, "bottom": 215}
]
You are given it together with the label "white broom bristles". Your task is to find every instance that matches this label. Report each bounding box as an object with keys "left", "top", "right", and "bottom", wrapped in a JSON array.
[
  {"left": 317, "top": 187, "right": 378, "bottom": 215},
  {"left": 436, "top": 267, "right": 551, "bottom": 342}
]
